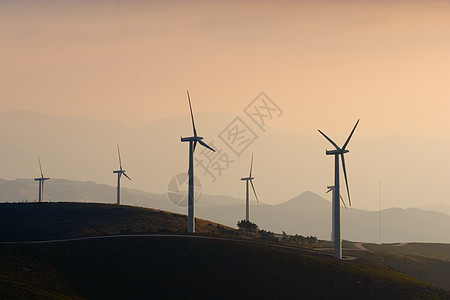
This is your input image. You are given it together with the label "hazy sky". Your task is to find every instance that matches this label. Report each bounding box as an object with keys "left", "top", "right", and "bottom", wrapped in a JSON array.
[
  {"left": 1, "top": 0, "right": 450, "bottom": 138},
  {"left": 1, "top": 1, "right": 450, "bottom": 213}
]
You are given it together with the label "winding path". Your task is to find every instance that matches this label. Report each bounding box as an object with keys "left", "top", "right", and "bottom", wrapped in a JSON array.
[
  {"left": 354, "top": 242, "right": 370, "bottom": 251},
  {"left": 2, "top": 234, "right": 344, "bottom": 259}
]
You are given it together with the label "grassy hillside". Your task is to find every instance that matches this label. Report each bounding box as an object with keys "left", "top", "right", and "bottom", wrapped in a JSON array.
[
  {"left": 0, "top": 203, "right": 449, "bottom": 299},
  {"left": 0, "top": 202, "right": 233, "bottom": 242},
  {"left": 364, "top": 243, "right": 450, "bottom": 261}
]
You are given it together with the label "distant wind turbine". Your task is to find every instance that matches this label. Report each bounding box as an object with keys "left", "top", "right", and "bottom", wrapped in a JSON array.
[
  {"left": 181, "top": 90, "right": 215, "bottom": 233},
  {"left": 34, "top": 157, "right": 50, "bottom": 203},
  {"left": 113, "top": 145, "right": 131, "bottom": 205},
  {"left": 319, "top": 119, "right": 359, "bottom": 259},
  {"left": 241, "top": 154, "right": 259, "bottom": 222},
  {"left": 326, "top": 185, "right": 346, "bottom": 242}
]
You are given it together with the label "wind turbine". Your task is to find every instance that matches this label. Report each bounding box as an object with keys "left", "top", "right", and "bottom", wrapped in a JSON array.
[
  {"left": 113, "top": 145, "right": 131, "bottom": 205},
  {"left": 181, "top": 90, "right": 215, "bottom": 233},
  {"left": 241, "top": 154, "right": 259, "bottom": 222},
  {"left": 319, "top": 119, "right": 359, "bottom": 259},
  {"left": 34, "top": 157, "right": 50, "bottom": 203}
]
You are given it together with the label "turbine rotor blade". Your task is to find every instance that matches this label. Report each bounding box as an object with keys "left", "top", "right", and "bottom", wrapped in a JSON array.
[
  {"left": 249, "top": 154, "right": 254, "bottom": 177},
  {"left": 187, "top": 90, "right": 197, "bottom": 138},
  {"left": 38, "top": 156, "right": 44, "bottom": 178},
  {"left": 326, "top": 188, "right": 332, "bottom": 194},
  {"left": 318, "top": 130, "right": 340, "bottom": 151},
  {"left": 117, "top": 145, "right": 123, "bottom": 170},
  {"left": 193, "top": 141, "right": 197, "bottom": 153},
  {"left": 250, "top": 180, "right": 259, "bottom": 203},
  {"left": 123, "top": 173, "right": 131, "bottom": 181},
  {"left": 342, "top": 119, "right": 360, "bottom": 150},
  {"left": 340, "top": 194, "right": 347, "bottom": 209},
  {"left": 341, "top": 154, "right": 352, "bottom": 206},
  {"left": 198, "top": 140, "right": 215, "bottom": 152}
]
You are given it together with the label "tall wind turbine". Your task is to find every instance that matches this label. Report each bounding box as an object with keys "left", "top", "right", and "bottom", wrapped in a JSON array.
[
  {"left": 319, "top": 119, "right": 359, "bottom": 259},
  {"left": 34, "top": 157, "right": 50, "bottom": 203},
  {"left": 241, "top": 154, "right": 259, "bottom": 222},
  {"left": 113, "top": 145, "right": 131, "bottom": 205},
  {"left": 181, "top": 90, "right": 215, "bottom": 233}
]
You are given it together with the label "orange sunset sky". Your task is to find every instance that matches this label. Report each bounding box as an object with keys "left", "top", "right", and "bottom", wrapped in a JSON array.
[
  {"left": 1, "top": 0, "right": 450, "bottom": 138},
  {"left": 1, "top": 1, "right": 450, "bottom": 211}
]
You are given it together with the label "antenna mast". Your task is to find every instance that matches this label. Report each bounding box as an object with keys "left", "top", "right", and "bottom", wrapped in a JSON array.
[{"left": 379, "top": 179, "right": 382, "bottom": 244}]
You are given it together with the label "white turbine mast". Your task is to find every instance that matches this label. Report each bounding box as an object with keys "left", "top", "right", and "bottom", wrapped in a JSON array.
[{"left": 241, "top": 154, "right": 259, "bottom": 222}]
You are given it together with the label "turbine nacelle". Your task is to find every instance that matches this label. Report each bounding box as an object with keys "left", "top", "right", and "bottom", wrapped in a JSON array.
[
  {"left": 325, "top": 149, "right": 349, "bottom": 155},
  {"left": 34, "top": 177, "right": 50, "bottom": 181},
  {"left": 180, "top": 136, "right": 203, "bottom": 142},
  {"left": 113, "top": 170, "right": 131, "bottom": 181},
  {"left": 240, "top": 177, "right": 254, "bottom": 181},
  {"left": 113, "top": 170, "right": 127, "bottom": 174},
  {"left": 113, "top": 169, "right": 130, "bottom": 180}
]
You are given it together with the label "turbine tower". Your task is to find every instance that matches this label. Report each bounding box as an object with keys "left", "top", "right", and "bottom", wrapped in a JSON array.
[
  {"left": 319, "top": 119, "right": 359, "bottom": 259},
  {"left": 181, "top": 90, "right": 215, "bottom": 233},
  {"left": 241, "top": 154, "right": 259, "bottom": 221},
  {"left": 34, "top": 157, "right": 50, "bottom": 203},
  {"left": 113, "top": 145, "right": 131, "bottom": 205}
]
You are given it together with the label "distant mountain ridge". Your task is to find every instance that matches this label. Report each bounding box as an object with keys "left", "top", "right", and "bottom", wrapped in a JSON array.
[
  {"left": 1, "top": 178, "right": 449, "bottom": 243},
  {"left": 1, "top": 110, "right": 449, "bottom": 213},
  {"left": 416, "top": 203, "right": 450, "bottom": 216},
  {"left": 278, "top": 191, "right": 330, "bottom": 208}
]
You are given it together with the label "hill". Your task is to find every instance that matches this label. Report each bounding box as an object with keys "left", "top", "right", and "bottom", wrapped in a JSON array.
[
  {"left": 351, "top": 243, "right": 450, "bottom": 291},
  {"left": 0, "top": 202, "right": 449, "bottom": 299},
  {"left": 0, "top": 202, "right": 233, "bottom": 242}
]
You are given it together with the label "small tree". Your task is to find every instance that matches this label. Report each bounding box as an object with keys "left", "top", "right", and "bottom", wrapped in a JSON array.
[
  {"left": 306, "top": 235, "right": 318, "bottom": 245},
  {"left": 281, "top": 231, "right": 289, "bottom": 243},
  {"left": 237, "top": 220, "right": 259, "bottom": 235},
  {"left": 259, "top": 229, "right": 278, "bottom": 242}
]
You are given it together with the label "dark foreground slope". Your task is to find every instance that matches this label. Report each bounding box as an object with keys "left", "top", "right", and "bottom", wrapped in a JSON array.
[
  {"left": 0, "top": 203, "right": 448, "bottom": 299},
  {"left": 1, "top": 236, "right": 449, "bottom": 300}
]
